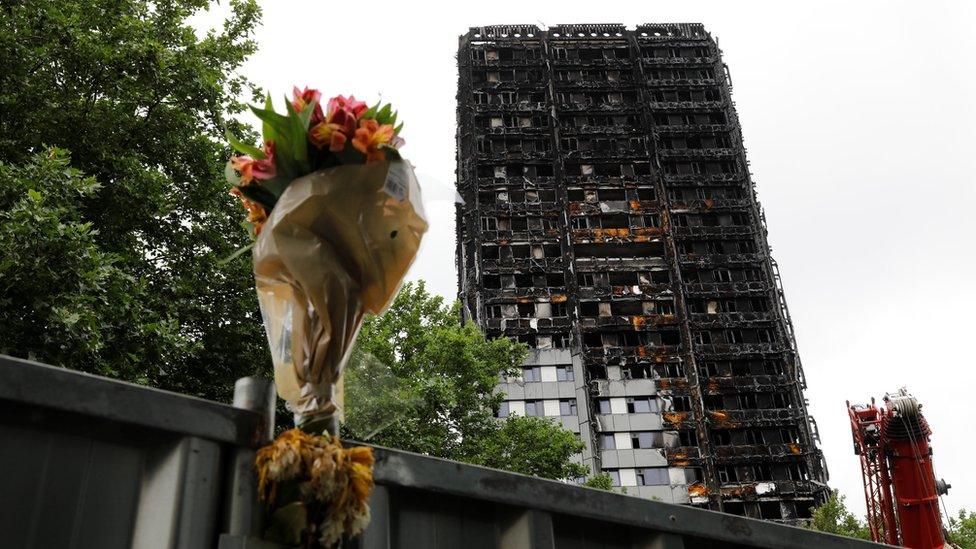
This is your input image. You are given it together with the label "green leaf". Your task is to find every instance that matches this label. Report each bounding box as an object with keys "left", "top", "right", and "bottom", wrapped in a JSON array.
[
  {"left": 250, "top": 104, "right": 298, "bottom": 179},
  {"left": 261, "top": 93, "right": 278, "bottom": 143},
  {"left": 297, "top": 97, "right": 319, "bottom": 130},
  {"left": 377, "top": 103, "right": 393, "bottom": 124},
  {"left": 394, "top": 122, "right": 404, "bottom": 135},
  {"left": 283, "top": 97, "right": 310, "bottom": 173},
  {"left": 362, "top": 101, "right": 381, "bottom": 120},
  {"left": 218, "top": 242, "right": 255, "bottom": 265},
  {"left": 27, "top": 188, "right": 42, "bottom": 202},
  {"left": 225, "top": 129, "right": 266, "bottom": 159}
]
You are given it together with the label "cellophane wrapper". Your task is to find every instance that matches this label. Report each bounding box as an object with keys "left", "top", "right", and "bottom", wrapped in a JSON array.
[{"left": 253, "top": 160, "right": 427, "bottom": 425}]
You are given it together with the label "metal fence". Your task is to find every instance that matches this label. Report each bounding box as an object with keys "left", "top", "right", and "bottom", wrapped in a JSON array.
[{"left": 0, "top": 355, "right": 883, "bottom": 549}]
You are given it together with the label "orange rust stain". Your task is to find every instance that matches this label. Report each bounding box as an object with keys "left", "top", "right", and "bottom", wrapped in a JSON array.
[
  {"left": 516, "top": 296, "right": 533, "bottom": 303},
  {"left": 663, "top": 411, "right": 690, "bottom": 424},
  {"left": 657, "top": 378, "right": 671, "bottom": 390},
  {"left": 707, "top": 378, "right": 720, "bottom": 392},
  {"left": 551, "top": 294, "right": 567, "bottom": 303},
  {"left": 688, "top": 483, "right": 709, "bottom": 497},
  {"left": 709, "top": 410, "right": 729, "bottom": 421},
  {"left": 788, "top": 443, "right": 802, "bottom": 455},
  {"left": 631, "top": 315, "right": 646, "bottom": 329},
  {"left": 668, "top": 449, "right": 688, "bottom": 460},
  {"left": 629, "top": 199, "right": 642, "bottom": 211},
  {"left": 568, "top": 202, "right": 582, "bottom": 213},
  {"left": 636, "top": 345, "right": 649, "bottom": 357},
  {"left": 671, "top": 460, "right": 691, "bottom": 467}
]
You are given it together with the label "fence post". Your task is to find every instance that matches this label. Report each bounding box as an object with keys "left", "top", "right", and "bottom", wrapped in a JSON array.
[{"left": 225, "top": 377, "right": 276, "bottom": 537}]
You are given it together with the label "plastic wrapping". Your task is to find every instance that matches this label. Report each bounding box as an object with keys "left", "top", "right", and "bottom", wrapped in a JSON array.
[{"left": 253, "top": 160, "right": 427, "bottom": 424}]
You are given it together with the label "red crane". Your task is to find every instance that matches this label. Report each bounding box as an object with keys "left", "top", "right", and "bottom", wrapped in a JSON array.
[{"left": 848, "top": 389, "right": 950, "bottom": 548}]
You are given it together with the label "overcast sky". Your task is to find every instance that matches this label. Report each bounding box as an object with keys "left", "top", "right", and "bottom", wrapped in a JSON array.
[{"left": 196, "top": 0, "right": 975, "bottom": 517}]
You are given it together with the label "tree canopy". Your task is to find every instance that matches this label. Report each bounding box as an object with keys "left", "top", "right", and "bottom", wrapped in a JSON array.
[
  {"left": 808, "top": 491, "right": 872, "bottom": 541},
  {"left": 0, "top": 0, "right": 268, "bottom": 401},
  {"left": 343, "top": 281, "right": 588, "bottom": 480}
]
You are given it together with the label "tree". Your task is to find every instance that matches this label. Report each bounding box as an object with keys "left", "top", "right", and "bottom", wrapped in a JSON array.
[
  {"left": 343, "top": 281, "right": 587, "bottom": 480},
  {"left": 584, "top": 473, "right": 615, "bottom": 491},
  {"left": 0, "top": 0, "right": 268, "bottom": 401},
  {"left": 808, "top": 491, "right": 872, "bottom": 541},
  {"left": 947, "top": 510, "right": 976, "bottom": 549}
]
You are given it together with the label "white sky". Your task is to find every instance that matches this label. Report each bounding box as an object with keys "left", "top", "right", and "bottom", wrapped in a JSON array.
[{"left": 196, "top": 0, "right": 975, "bottom": 517}]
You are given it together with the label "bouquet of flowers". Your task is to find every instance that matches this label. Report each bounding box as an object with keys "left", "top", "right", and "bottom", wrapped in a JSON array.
[{"left": 226, "top": 87, "right": 427, "bottom": 546}]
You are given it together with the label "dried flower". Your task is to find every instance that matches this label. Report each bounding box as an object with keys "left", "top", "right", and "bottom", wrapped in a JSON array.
[
  {"left": 229, "top": 187, "right": 268, "bottom": 234},
  {"left": 255, "top": 431, "right": 375, "bottom": 548}
]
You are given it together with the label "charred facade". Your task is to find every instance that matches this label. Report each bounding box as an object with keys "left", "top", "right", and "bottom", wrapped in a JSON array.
[{"left": 456, "top": 23, "right": 828, "bottom": 522}]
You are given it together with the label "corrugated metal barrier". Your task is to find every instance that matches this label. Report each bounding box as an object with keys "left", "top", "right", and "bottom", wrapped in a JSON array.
[{"left": 0, "top": 355, "right": 884, "bottom": 549}]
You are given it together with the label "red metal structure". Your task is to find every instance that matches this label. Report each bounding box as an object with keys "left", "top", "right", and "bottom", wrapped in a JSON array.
[{"left": 848, "top": 389, "right": 949, "bottom": 548}]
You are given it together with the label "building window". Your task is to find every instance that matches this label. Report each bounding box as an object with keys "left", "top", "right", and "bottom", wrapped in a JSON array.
[
  {"left": 597, "top": 399, "right": 612, "bottom": 414},
  {"left": 497, "top": 401, "right": 510, "bottom": 418},
  {"left": 717, "top": 465, "right": 738, "bottom": 483},
  {"left": 627, "top": 397, "right": 659, "bottom": 413},
  {"left": 607, "top": 470, "right": 621, "bottom": 486},
  {"left": 559, "top": 398, "right": 578, "bottom": 416},
  {"left": 637, "top": 468, "right": 669, "bottom": 486},
  {"left": 524, "top": 400, "right": 542, "bottom": 417},
  {"left": 556, "top": 365, "right": 574, "bottom": 382},
  {"left": 631, "top": 431, "right": 662, "bottom": 449},
  {"left": 522, "top": 366, "right": 541, "bottom": 382},
  {"left": 600, "top": 433, "right": 616, "bottom": 450}
]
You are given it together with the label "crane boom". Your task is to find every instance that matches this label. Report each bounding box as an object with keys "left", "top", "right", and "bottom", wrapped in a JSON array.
[{"left": 847, "top": 388, "right": 948, "bottom": 548}]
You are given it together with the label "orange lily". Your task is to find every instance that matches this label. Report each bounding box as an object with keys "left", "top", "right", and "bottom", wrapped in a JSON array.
[{"left": 352, "top": 119, "right": 395, "bottom": 163}]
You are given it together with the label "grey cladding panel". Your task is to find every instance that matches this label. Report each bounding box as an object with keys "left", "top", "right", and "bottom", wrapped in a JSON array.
[
  {"left": 392, "top": 489, "right": 498, "bottom": 549},
  {"left": 0, "top": 424, "right": 141, "bottom": 549}
]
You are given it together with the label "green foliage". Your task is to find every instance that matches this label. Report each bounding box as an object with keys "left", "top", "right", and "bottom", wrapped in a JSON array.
[
  {"left": 474, "top": 416, "right": 588, "bottom": 480},
  {"left": 344, "top": 281, "right": 587, "bottom": 480},
  {"left": 808, "top": 491, "right": 872, "bottom": 541},
  {"left": 584, "top": 473, "right": 615, "bottom": 491},
  {"left": 947, "top": 509, "right": 976, "bottom": 549},
  {"left": 0, "top": 0, "right": 269, "bottom": 401}
]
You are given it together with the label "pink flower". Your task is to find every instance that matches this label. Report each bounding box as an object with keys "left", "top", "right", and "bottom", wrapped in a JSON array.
[
  {"left": 307, "top": 95, "right": 368, "bottom": 152},
  {"left": 292, "top": 86, "right": 324, "bottom": 126},
  {"left": 231, "top": 141, "right": 276, "bottom": 185},
  {"left": 327, "top": 95, "right": 367, "bottom": 120}
]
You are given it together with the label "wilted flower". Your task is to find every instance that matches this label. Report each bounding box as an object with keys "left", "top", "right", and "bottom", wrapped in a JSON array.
[
  {"left": 231, "top": 141, "right": 276, "bottom": 185},
  {"left": 229, "top": 187, "right": 268, "bottom": 234},
  {"left": 352, "top": 119, "right": 395, "bottom": 163},
  {"left": 292, "top": 86, "right": 324, "bottom": 126}
]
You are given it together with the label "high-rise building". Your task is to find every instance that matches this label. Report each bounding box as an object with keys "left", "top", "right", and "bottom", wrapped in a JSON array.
[{"left": 455, "top": 23, "right": 828, "bottom": 522}]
